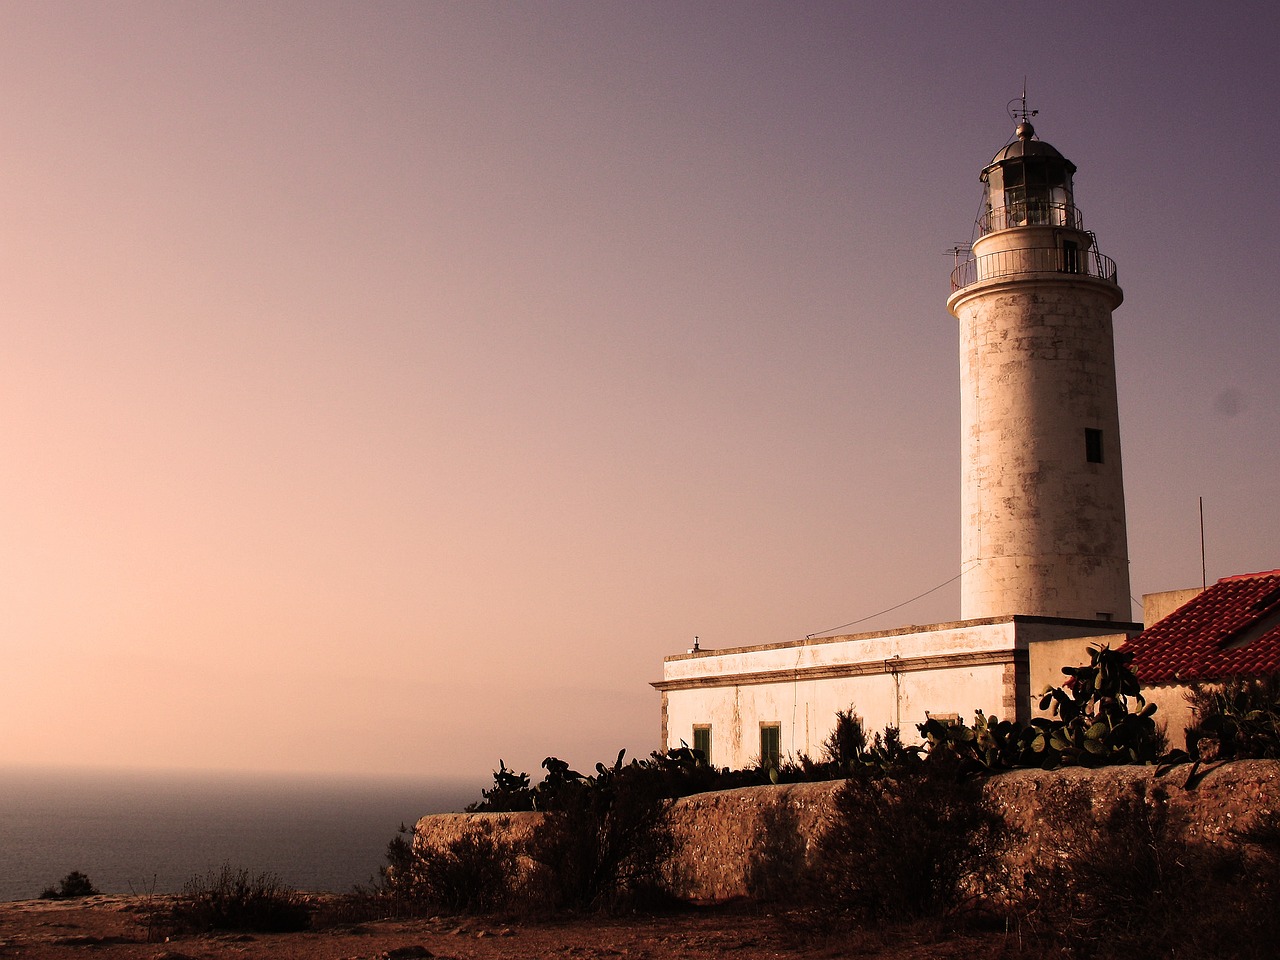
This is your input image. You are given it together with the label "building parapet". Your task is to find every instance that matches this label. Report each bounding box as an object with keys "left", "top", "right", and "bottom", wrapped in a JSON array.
[{"left": 654, "top": 616, "right": 1139, "bottom": 689}]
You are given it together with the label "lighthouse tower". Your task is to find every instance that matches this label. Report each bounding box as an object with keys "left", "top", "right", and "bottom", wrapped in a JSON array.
[{"left": 947, "top": 115, "right": 1131, "bottom": 622}]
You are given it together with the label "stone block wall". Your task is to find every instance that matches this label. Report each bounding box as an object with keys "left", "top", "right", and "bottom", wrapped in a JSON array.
[{"left": 413, "top": 761, "right": 1280, "bottom": 901}]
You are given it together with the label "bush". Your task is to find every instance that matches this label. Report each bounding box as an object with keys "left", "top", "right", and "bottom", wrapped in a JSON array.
[
  {"left": 744, "top": 800, "right": 806, "bottom": 902},
  {"left": 1046, "top": 783, "right": 1187, "bottom": 949},
  {"left": 1185, "top": 676, "right": 1280, "bottom": 760},
  {"left": 39, "top": 870, "right": 99, "bottom": 899},
  {"left": 821, "top": 707, "right": 867, "bottom": 771},
  {"left": 524, "top": 755, "right": 675, "bottom": 912},
  {"left": 912, "top": 646, "right": 1166, "bottom": 775},
  {"left": 378, "top": 821, "right": 513, "bottom": 914},
  {"left": 1018, "top": 783, "right": 1280, "bottom": 959},
  {"left": 386, "top": 749, "right": 694, "bottom": 916},
  {"left": 466, "top": 760, "right": 535, "bottom": 812},
  {"left": 169, "top": 863, "right": 309, "bottom": 933},
  {"left": 467, "top": 749, "right": 767, "bottom": 816},
  {"left": 807, "top": 757, "right": 1011, "bottom": 925}
]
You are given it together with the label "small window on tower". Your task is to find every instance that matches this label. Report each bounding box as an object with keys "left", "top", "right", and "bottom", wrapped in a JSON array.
[
  {"left": 1085, "top": 428, "right": 1104, "bottom": 463},
  {"left": 692, "top": 725, "right": 712, "bottom": 765}
]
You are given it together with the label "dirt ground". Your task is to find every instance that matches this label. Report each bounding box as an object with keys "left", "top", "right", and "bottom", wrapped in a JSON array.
[{"left": 0, "top": 895, "right": 1017, "bottom": 960}]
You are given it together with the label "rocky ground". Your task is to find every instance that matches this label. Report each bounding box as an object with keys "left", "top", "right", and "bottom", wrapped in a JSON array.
[{"left": 0, "top": 895, "right": 1020, "bottom": 960}]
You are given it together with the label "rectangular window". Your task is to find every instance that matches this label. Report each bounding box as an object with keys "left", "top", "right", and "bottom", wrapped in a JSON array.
[
  {"left": 1061, "top": 239, "right": 1080, "bottom": 273},
  {"left": 692, "top": 725, "right": 712, "bottom": 765},
  {"left": 759, "top": 723, "right": 781, "bottom": 770},
  {"left": 1085, "top": 428, "right": 1104, "bottom": 464}
]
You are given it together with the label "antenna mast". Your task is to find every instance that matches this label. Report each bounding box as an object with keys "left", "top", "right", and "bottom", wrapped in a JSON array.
[{"left": 1199, "top": 497, "right": 1207, "bottom": 589}]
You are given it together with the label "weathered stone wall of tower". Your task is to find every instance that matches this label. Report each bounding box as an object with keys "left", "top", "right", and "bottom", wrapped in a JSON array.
[{"left": 953, "top": 277, "right": 1131, "bottom": 621}]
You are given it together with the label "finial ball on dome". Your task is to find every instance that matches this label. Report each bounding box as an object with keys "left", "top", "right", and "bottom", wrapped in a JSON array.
[{"left": 1016, "top": 119, "right": 1035, "bottom": 141}]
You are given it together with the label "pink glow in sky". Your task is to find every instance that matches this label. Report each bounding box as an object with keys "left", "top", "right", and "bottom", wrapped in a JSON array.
[{"left": 2, "top": 2, "right": 1278, "bottom": 780}]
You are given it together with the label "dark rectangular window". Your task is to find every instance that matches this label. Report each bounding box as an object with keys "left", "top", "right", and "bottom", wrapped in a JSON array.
[
  {"left": 759, "top": 723, "right": 781, "bottom": 770},
  {"left": 692, "top": 725, "right": 712, "bottom": 765},
  {"left": 1061, "top": 239, "right": 1080, "bottom": 273},
  {"left": 1085, "top": 428, "right": 1104, "bottom": 463}
]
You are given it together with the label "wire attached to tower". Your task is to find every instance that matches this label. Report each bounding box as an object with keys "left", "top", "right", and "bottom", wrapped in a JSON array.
[{"left": 804, "top": 564, "right": 973, "bottom": 639}]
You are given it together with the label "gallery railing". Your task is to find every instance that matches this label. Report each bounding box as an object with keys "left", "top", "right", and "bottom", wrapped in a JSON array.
[
  {"left": 978, "top": 200, "right": 1083, "bottom": 234},
  {"left": 950, "top": 246, "right": 1118, "bottom": 292}
]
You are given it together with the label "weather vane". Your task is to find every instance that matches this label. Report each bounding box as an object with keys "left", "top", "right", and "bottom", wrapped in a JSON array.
[{"left": 1008, "top": 78, "right": 1038, "bottom": 126}]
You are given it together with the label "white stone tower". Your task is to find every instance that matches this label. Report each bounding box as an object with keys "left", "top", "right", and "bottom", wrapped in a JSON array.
[{"left": 947, "top": 116, "right": 1131, "bottom": 622}]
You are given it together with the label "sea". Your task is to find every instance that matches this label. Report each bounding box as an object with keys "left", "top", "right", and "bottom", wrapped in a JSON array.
[{"left": 0, "top": 766, "right": 478, "bottom": 902}]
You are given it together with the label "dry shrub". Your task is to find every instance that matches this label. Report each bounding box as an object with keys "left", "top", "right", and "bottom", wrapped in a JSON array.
[
  {"left": 378, "top": 821, "right": 513, "bottom": 915},
  {"left": 39, "top": 870, "right": 99, "bottom": 900},
  {"left": 169, "top": 863, "right": 309, "bottom": 933},
  {"left": 525, "top": 765, "right": 675, "bottom": 913},
  {"left": 744, "top": 800, "right": 807, "bottom": 902},
  {"left": 807, "top": 760, "right": 1011, "bottom": 925},
  {"left": 1019, "top": 783, "right": 1280, "bottom": 959}
]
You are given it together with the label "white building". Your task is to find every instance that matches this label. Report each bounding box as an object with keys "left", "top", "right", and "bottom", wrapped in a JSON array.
[{"left": 654, "top": 113, "right": 1142, "bottom": 769}]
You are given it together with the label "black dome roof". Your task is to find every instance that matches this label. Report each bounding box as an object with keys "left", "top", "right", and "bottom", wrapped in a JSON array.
[{"left": 981, "top": 125, "right": 1077, "bottom": 180}]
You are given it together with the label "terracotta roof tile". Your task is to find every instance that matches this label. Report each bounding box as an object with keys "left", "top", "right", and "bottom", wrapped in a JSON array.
[{"left": 1123, "top": 570, "right": 1280, "bottom": 684}]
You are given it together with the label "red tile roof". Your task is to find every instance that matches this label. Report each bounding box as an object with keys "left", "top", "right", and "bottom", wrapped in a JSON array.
[{"left": 1124, "top": 569, "right": 1280, "bottom": 684}]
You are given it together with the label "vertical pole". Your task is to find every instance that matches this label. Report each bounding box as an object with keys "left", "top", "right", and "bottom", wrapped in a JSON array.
[{"left": 1199, "top": 497, "right": 1207, "bottom": 590}]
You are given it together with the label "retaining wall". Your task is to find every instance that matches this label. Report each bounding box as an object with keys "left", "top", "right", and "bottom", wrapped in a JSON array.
[{"left": 414, "top": 761, "right": 1280, "bottom": 901}]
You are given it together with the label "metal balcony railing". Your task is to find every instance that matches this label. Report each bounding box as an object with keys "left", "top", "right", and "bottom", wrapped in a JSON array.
[
  {"left": 950, "top": 246, "right": 1118, "bottom": 292},
  {"left": 978, "top": 200, "right": 1083, "bottom": 235}
]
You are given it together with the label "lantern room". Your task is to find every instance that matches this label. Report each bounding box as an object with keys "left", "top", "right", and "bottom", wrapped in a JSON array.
[{"left": 979, "top": 120, "right": 1079, "bottom": 234}]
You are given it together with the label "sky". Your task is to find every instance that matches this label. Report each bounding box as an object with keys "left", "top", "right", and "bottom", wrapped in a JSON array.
[{"left": 2, "top": 1, "right": 1278, "bottom": 783}]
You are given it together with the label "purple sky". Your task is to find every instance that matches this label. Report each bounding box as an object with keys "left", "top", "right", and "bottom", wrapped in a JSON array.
[{"left": 2, "top": 1, "right": 1277, "bottom": 780}]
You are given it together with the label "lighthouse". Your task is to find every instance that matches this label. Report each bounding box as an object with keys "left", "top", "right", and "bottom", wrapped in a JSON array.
[
  {"left": 947, "top": 114, "right": 1131, "bottom": 622},
  {"left": 655, "top": 109, "right": 1143, "bottom": 767}
]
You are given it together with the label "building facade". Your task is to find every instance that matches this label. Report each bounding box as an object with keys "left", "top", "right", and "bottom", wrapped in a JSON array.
[{"left": 657, "top": 616, "right": 1132, "bottom": 769}]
